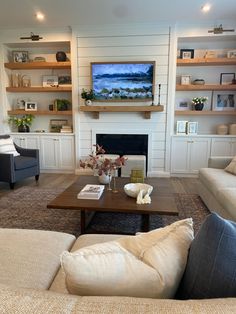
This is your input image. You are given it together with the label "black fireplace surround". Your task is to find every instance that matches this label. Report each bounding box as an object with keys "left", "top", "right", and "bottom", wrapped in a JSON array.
[{"left": 96, "top": 134, "right": 148, "bottom": 173}]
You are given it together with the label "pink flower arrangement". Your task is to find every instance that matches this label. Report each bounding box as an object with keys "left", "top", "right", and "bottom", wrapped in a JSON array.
[{"left": 80, "top": 144, "right": 127, "bottom": 175}]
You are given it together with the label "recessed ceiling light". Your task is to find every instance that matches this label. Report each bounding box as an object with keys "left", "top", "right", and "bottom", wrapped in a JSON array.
[
  {"left": 201, "top": 4, "right": 211, "bottom": 13},
  {"left": 35, "top": 12, "right": 45, "bottom": 21}
]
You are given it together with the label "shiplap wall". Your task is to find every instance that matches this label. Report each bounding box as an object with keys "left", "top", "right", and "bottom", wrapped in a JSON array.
[{"left": 75, "top": 24, "right": 171, "bottom": 176}]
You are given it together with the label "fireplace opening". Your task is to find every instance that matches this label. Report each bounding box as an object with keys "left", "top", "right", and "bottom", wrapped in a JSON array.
[{"left": 96, "top": 134, "right": 148, "bottom": 175}]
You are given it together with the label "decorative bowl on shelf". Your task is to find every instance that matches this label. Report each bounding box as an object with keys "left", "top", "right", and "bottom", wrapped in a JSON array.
[
  {"left": 124, "top": 183, "right": 153, "bottom": 198},
  {"left": 193, "top": 79, "right": 205, "bottom": 85}
]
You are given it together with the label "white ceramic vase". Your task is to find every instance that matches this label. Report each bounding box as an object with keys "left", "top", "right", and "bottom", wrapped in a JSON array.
[{"left": 98, "top": 173, "right": 111, "bottom": 185}]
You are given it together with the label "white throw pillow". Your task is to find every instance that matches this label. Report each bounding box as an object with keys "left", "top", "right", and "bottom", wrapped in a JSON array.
[
  {"left": 0, "top": 138, "right": 19, "bottom": 156},
  {"left": 225, "top": 156, "right": 236, "bottom": 175},
  {"left": 61, "top": 218, "right": 194, "bottom": 298}
]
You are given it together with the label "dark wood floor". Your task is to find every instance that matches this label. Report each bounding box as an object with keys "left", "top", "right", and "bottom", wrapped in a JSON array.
[{"left": 0, "top": 173, "right": 200, "bottom": 198}]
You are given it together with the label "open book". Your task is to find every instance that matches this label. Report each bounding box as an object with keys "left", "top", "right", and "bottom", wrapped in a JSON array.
[{"left": 77, "top": 184, "right": 105, "bottom": 200}]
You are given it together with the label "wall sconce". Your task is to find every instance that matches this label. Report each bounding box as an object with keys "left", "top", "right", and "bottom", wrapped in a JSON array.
[
  {"left": 20, "top": 32, "right": 43, "bottom": 41},
  {"left": 208, "top": 24, "right": 235, "bottom": 34}
]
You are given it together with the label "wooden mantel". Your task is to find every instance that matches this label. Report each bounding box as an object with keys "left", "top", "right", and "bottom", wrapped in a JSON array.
[{"left": 79, "top": 105, "right": 164, "bottom": 119}]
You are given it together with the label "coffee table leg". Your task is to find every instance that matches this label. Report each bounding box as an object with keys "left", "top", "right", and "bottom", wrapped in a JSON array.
[
  {"left": 80, "top": 210, "right": 86, "bottom": 234},
  {"left": 141, "top": 214, "right": 150, "bottom": 232}
]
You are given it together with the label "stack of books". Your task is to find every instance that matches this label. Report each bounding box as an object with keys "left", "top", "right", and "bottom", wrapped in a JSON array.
[
  {"left": 130, "top": 168, "right": 144, "bottom": 183},
  {"left": 60, "top": 125, "right": 73, "bottom": 133},
  {"left": 77, "top": 184, "right": 105, "bottom": 200}
]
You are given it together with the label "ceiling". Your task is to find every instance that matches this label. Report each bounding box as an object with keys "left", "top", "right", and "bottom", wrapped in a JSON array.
[{"left": 0, "top": 0, "right": 236, "bottom": 29}]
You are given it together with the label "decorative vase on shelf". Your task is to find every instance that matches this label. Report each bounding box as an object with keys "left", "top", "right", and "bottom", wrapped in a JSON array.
[
  {"left": 98, "top": 173, "right": 111, "bottom": 185},
  {"left": 85, "top": 99, "right": 92, "bottom": 106},
  {"left": 194, "top": 103, "right": 204, "bottom": 111},
  {"left": 18, "top": 125, "right": 30, "bottom": 133}
]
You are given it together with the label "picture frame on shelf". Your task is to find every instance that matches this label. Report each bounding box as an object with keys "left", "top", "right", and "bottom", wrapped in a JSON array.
[
  {"left": 181, "top": 75, "right": 191, "bottom": 85},
  {"left": 176, "top": 97, "right": 190, "bottom": 111},
  {"left": 50, "top": 119, "right": 68, "bottom": 133},
  {"left": 212, "top": 91, "right": 236, "bottom": 111},
  {"left": 25, "top": 102, "right": 37, "bottom": 111},
  {"left": 220, "top": 73, "right": 235, "bottom": 85},
  {"left": 180, "top": 49, "right": 194, "bottom": 59},
  {"left": 204, "top": 50, "right": 216, "bottom": 58},
  {"left": 176, "top": 121, "right": 188, "bottom": 135},
  {"left": 227, "top": 50, "right": 236, "bottom": 58},
  {"left": 58, "top": 75, "right": 71, "bottom": 86},
  {"left": 187, "top": 122, "right": 198, "bottom": 135},
  {"left": 42, "top": 75, "right": 58, "bottom": 87},
  {"left": 12, "top": 51, "right": 29, "bottom": 63}
]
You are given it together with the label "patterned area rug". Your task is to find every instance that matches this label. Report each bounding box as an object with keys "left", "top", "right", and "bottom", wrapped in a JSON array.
[{"left": 0, "top": 186, "right": 210, "bottom": 236}]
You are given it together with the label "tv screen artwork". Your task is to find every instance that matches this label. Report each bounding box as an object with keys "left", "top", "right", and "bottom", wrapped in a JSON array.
[{"left": 91, "top": 61, "right": 155, "bottom": 101}]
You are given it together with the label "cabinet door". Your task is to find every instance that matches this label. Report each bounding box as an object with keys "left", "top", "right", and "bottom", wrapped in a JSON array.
[
  {"left": 12, "top": 135, "right": 27, "bottom": 148},
  {"left": 171, "top": 138, "right": 189, "bottom": 173},
  {"left": 230, "top": 139, "right": 236, "bottom": 156},
  {"left": 189, "top": 138, "right": 211, "bottom": 173},
  {"left": 41, "top": 137, "right": 59, "bottom": 169},
  {"left": 58, "top": 136, "right": 75, "bottom": 170},
  {"left": 211, "top": 138, "right": 232, "bottom": 156}
]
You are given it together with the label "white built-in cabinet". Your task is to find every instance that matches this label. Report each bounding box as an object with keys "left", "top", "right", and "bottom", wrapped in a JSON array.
[
  {"left": 211, "top": 138, "right": 236, "bottom": 157},
  {"left": 171, "top": 136, "right": 211, "bottom": 174},
  {"left": 11, "top": 133, "right": 75, "bottom": 172}
]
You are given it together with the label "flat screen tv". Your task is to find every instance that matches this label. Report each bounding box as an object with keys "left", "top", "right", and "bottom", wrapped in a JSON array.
[{"left": 91, "top": 61, "right": 155, "bottom": 101}]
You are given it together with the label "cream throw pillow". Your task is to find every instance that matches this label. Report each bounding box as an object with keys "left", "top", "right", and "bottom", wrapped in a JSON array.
[
  {"left": 225, "top": 156, "right": 236, "bottom": 175},
  {"left": 61, "top": 218, "right": 194, "bottom": 298},
  {"left": 0, "top": 138, "right": 19, "bottom": 156}
]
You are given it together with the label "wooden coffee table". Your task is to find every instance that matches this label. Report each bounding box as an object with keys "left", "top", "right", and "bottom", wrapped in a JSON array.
[{"left": 47, "top": 176, "right": 178, "bottom": 234}]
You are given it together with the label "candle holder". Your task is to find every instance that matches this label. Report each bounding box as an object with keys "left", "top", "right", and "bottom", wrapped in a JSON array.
[
  {"left": 107, "top": 170, "right": 112, "bottom": 191},
  {"left": 112, "top": 167, "right": 118, "bottom": 193}
]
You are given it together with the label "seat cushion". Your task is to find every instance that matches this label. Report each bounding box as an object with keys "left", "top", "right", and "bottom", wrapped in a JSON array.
[
  {"left": 14, "top": 155, "right": 38, "bottom": 170},
  {"left": 0, "top": 137, "right": 19, "bottom": 157},
  {"left": 177, "top": 213, "right": 236, "bottom": 299},
  {"left": 0, "top": 228, "right": 75, "bottom": 290},
  {"left": 61, "top": 219, "right": 194, "bottom": 298},
  {"left": 199, "top": 168, "right": 236, "bottom": 197}
]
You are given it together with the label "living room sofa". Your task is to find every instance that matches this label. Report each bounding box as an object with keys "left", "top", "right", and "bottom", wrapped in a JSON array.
[
  {"left": 198, "top": 156, "right": 236, "bottom": 221},
  {"left": 0, "top": 227, "right": 236, "bottom": 313}
]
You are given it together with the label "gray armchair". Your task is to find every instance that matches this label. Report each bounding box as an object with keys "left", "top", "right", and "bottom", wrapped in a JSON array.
[{"left": 0, "top": 135, "right": 40, "bottom": 189}]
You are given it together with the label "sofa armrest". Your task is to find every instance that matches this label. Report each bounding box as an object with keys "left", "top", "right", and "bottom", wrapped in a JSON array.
[
  {"left": 14, "top": 143, "right": 39, "bottom": 159},
  {"left": 0, "top": 154, "right": 15, "bottom": 181},
  {"left": 208, "top": 157, "right": 233, "bottom": 169}
]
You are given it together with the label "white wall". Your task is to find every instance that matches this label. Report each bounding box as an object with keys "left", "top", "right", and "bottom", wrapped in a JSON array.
[{"left": 74, "top": 24, "right": 171, "bottom": 176}]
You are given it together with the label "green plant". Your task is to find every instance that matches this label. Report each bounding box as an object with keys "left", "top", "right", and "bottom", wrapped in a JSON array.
[
  {"left": 8, "top": 114, "right": 35, "bottom": 127},
  {"left": 192, "top": 97, "right": 208, "bottom": 105},
  {"left": 81, "top": 89, "right": 95, "bottom": 101}
]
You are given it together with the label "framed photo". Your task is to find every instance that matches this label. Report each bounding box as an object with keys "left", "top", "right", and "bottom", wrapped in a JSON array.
[
  {"left": 212, "top": 92, "right": 236, "bottom": 111},
  {"left": 50, "top": 119, "right": 68, "bottom": 133},
  {"left": 42, "top": 75, "right": 58, "bottom": 87},
  {"left": 176, "top": 97, "right": 190, "bottom": 110},
  {"left": 227, "top": 50, "right": 236, "bottom": 58},
  {"left": 12, "top": 51, "right": 29, "bottom": 63},
  {"left": 58, "top": 75, "right": 71, "bottom": 86},
  {"left": 180, "top": 49, "right": 194, "bottom": 59},
  {"left": 220, "top": 73, "right": 235, "bottom": 85},
  {"left": 176, "top": 121, "right": 188, "bottom": 134},
  {"left": 205, "top": 50, "right": 216, "bottom": 58},
  {"left": 187, "top": 122, "right": 198, "bottom": 135},
  {"left": 25, "top": 102, "right": 37, "bottom": 111},
  {"left": 181, "top": 75, "right": 191, "bottom": 85}
]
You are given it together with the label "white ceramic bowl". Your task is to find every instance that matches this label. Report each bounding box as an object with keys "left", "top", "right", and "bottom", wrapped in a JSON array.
[{"left": 124, "top": 183, "right": 153, "bottom": 198}]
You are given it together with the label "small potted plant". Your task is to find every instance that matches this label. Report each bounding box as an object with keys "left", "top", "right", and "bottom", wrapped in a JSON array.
[
  {"left": 81, "top": 88, "right": 95, "bottom": 105},
  {"left": 8, "top": 114, "right": 35, "bottom": 132},
  {"left": 192, "top": 96, "right": 208, "bottom": 111}
]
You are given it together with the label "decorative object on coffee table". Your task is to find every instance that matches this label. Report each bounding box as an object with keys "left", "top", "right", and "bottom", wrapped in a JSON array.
[{"left": 124, "top": 183, "right": 153, "bottom": 198}]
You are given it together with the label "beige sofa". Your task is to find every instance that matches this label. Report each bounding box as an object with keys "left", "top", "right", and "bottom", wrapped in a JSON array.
[
  {"left": 0, "top": 228, "right": 236, "bottom": 313},
  {"left": 198, "top": 157, "right": 236, "bottom": 221}
]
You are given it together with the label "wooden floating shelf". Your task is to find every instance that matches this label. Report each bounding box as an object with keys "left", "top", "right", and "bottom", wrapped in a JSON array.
[
  {"left": 4, "top": 61, "right": 71, "bottom": 70},
  {"left": 176, "top": 84, "right": 236, "bottom": 91},
  {"left": 6, "top": 86, "right": 72, "bottom": 92},
  {"left": 177, "top": 57, "right": 236, "bottom": 66},
  {"left": 79, "top": 105, "right": 164, "bottom": 119},
  {"left": 175, "top": 110, "right": 236, "bottom": 116},
  {"left": 7, "top": 110, "right": 72, "bottom": 116}
]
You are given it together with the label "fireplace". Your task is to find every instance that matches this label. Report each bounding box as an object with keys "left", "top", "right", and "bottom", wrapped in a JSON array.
[{"left": 96, "top": 134, "right": 148, "bottom": 174}]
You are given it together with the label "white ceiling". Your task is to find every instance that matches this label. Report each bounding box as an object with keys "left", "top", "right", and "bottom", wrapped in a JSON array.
[{"left": 0, "top": 0, "right": 236, "bottom": 29}]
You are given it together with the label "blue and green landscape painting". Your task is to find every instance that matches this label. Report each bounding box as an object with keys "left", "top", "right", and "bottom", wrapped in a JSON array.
[{"left": 91, "top": 62, "right": 154, "bottom": 100}]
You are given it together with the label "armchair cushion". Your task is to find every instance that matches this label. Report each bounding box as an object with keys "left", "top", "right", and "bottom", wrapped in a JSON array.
[
  {"left": 14, "top": 156, "right": 38, "bottom": 170},
  {"left": 0, "top": 138, "right": 19, "bottom": 157}
]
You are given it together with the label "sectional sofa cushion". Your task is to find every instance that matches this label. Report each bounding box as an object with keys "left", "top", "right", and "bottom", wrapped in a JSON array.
[
  {"left": 225, "top": 156, "right": 236, "bottom": 175},
  {"left": 177, "top": 213, "right": 236, "bottom": 299},
  {"left": 0, "top": 137, "right": 19, "bottom": 157},
  {"left": 0, "top": 229, "right": 75, "bottom": 290},
  {"left": 61, "top": 219, "right": 194, "bottom": 298}
]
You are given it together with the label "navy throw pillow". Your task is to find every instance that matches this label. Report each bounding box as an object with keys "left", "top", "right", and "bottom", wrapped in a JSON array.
[{"left": 176, "top": 213, "right": 236, "bottom": 299}]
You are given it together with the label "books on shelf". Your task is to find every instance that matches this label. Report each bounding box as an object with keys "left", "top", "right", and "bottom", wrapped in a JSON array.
[
  {"left": 77, "top": 184, "right": 105, "bottom": 200},
  {"left": 60, "top": 125, "right": 73, "bottom": 133}
]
